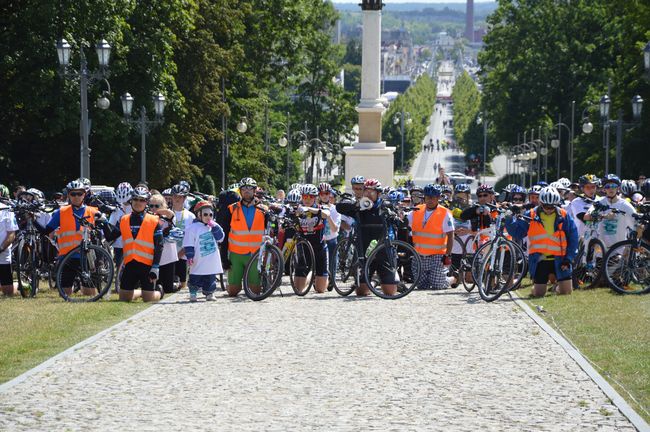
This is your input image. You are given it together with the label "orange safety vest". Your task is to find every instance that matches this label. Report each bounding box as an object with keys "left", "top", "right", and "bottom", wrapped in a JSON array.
[
  {"left": 228, "top": 202, "right": 264, "bottom": 254},
  {"left": 57, "top": 205, "right": 98, "bottom": 256},
  {"left": 411, "top": 204, "right": 450, "bottom": 256},
  {"left": 527, "top": 208, "right": 567, "bottom": 256},
  {"left": 120, "top": 213, "right": 159, "bottom": 266}
]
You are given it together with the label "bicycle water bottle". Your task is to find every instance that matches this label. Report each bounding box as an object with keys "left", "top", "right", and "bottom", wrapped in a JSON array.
[
  {"left": 388, "top": 226, "right": 395, "bottom": 241},
  {"left": 368, "top": 239, "right": 378, "bottom": 253}
]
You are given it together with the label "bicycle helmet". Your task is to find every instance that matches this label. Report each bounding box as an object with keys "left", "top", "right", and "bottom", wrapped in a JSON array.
[
  {"left": 116, "top": 182, "right": 134, "bottom": 204},
  {"left": 363, "top": 178, "right": 382, "bottom": 191},
  {"left": 602, "top": 174, "right": 621, "bottom": 186},
  {"left": 549, "top": 181, "right": 566, "bottom": 191},
  {"left": 227, "top": 183, "right": 240, "bottom": 192},
  {"left": 441, "top": 184, "right": 453, "bottom": 194},
  {"left": 539, "top": 187, "right": 563, "bottom": 205},
  {"left": 476, "top": 184, "right": 493, "bottom": 195},
  {"left": 301, "top": 184, "right": 318, "bottom": 196},
  {"left": 318, "top": 182, "right": 332, "bottom": 193},
  {"left": 528, "top": 184, "right": 543, "bottom": 195},
  {"left": 0, "top": 184, "right": 9, "bottom": 198},
  {"left": 423, "top": 183, "right": 442, "bottom": 197},
  {"left": 289, "top": 183, "right": 302, "bottom": 191},
  {"left": 579, "top": 174, "right": 599, "bottom": 186},
  {"left": 454, "top": 183, "right": 471, "bottom": 194},
  {"left": 193, "top": 200, "right": 213, "bottom": 214},
  {"left": 239, "top": 177, "right": 257, "bottom": 188},
  {"left": 77, "top": 177, "right": 91, "bottom": 191},
  {"left": 641, "top": 179, "right": 650, "bottom": 197},
  {"left": 161, "top": 188, "right": 172, "bottom": 197},
  {"left": 66, "top": 179, "right": 86, "bottom": 192},
  {"left": 620, "top": 180, "right": 638, "bottom": 197},
  {"left": 388, "top": 190, "right": 404, "bottom": 202},
  {"left": 171, "top": 183, "right": 189, "bottom": 196},
  {"left": 350, "top": 175, "right": 365, "bottom": 185},
  {"left": 286, "top": 189, "right": 301, "bottom": 204},
  {"left": 503, "top": 184, "right": 517, "bottom": 194},
  {"left": 557, "top": 178, "right": 571, "bottom": 189},
  {"left": 25, "top": 188, "right": 44, "bottom": 200},
  {"left": 131, "top": 186, "right": 151, "bottom": 201},
  {"left": 409, "top": 185, "right": 423, "bottom": 193}
]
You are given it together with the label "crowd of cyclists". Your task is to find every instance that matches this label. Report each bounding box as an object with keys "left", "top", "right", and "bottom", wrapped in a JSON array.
[{"left": 0, "top": 170, "right": 648, "bottom": 303}]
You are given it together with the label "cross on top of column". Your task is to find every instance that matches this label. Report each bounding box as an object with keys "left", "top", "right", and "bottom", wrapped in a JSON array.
[{"left": 360, "top": 0, "right": 384, "bottom": 11}]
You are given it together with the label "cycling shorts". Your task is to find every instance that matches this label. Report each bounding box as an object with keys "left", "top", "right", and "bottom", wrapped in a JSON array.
[
  {"left": 0, "top": 264, "right": 12, "bottom": 286},
  {"left": 533, "top": 260, "right": 570, "bottom": 284}
]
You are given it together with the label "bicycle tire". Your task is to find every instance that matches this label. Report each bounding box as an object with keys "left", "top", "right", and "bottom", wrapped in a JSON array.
[
  {"left": 289, "top": 239, "right": 315, "bottom": 296},
  {"left": 56, "top": 245, "right": 114, "bottom": 302},
  {"left": 29, "top": 244, "right": 39, "bottom": 297},
  {"left": 476, "top": 241, "right": 515, "bottom": 302},
  {"left": 573, "top": 238, "right": 606, "bottom": 289},
  {"left": 332, "top": 237, "right": 359, "bottom": 297},
  {"left": 243, "top": 245, "right": 284, "bottom": 301},
  {"left": 604, "top": 240, "right": 650, "bottom": 295},
  {"left": 504, "top": 240, "right": 528, "bottom": 292},
  {"left": 448, "top": 235, "right": 466, "bottom": 288},
  {"left": 16, "top": 239, "right": 35, "bottom": 298},
  {"left": 364, "top": 240, "right": 421, "bottom": 299},
  {"left": 461, "top": 235, "right": 477, "bottom": 292}
]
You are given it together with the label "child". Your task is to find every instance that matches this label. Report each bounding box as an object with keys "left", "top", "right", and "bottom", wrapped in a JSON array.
[{"left": 183, "top": 201, "right": 224, "bottom": 302}]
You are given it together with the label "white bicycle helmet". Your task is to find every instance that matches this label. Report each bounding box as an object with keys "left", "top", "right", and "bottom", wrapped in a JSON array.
[
  {"left": 549, "top": 181, "right": 566, "bottom": 191},
  {"left": 557, "top": 178, "right": 571, "bottom": 189},
  {"left": 620, "top": 179, "right": 638, "bottom": 197},
  {"left": 171, "top": 183, "right": 189, "bottom": 196},
  {"left": 301, "top": 184, "right": 318, "bottom": 196},
  {"left": 539, "top": 187, "right": 563, "bottom": 205},
  {"left": 286, "top": 189, "right": 301, "bottom": 204},
  {"left": 239, "top": 177, "right": 257, "bottom": 188},
  {"left": 116, "top": 182, "right": 134, "bottom": 204},
  {"left": 26, "top": 188, "right": 44, "bottom": 200},
  {"left": 528, "top": 184, "right": 543, "bottom": 195},
  {"left": 131, "top": 186, "right": 151, "bottom": 201},
  {"left": 77, "top": 177, "right": 91, "bottom": 191},
  {"left": 350, "top": 175, "right": 365, "bottom": 185},
  {"left": 66, "top": 179, "right": 86, "bottom": 192}
]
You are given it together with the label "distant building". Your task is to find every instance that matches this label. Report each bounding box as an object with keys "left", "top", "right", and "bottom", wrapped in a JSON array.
[{"left": 465, "top": 0, "right": 474, "bottom": 42}]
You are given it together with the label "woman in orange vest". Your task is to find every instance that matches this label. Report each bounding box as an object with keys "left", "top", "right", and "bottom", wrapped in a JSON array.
[
  {"left": 505, "top": 187, "right": 579, "bottom": 297},
  {"left": 407, "top": 184, "right": 455, "bottom": 290},
  {"left": 103, "top": 186, "right": 164, "bottom": 302},
  {"left": 39, "top": 179, "right": 99, "bottom": 298}
]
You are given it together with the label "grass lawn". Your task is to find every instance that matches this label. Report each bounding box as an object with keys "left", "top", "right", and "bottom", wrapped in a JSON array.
[
  {"left": 0, "top": 288, "right": 149, "bottom": 384},
  {"left": 517, "top": 281, "right": 650, "bottom": 423}
]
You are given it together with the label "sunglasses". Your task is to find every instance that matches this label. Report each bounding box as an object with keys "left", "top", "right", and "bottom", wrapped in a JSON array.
[
  {"left": 319, "top": 191, "right": 330, "bottom": 195},
  {"left": 512, "top": 198, "right": 524, "bottom": 202},
  {"left": 132, "top": 198, "right": 147, "bottom": 203},
  {"left": 477, "top": 194, "right": 489, "bottom": 198},
  {"left": 240, "top": 186, "right": 256, "bottom": 191},
  {"left": 149, "top": 204, "right": 162, "bottom": 209},
  {"left": 302, "top": 194, "right": 316, "bottom": 199},
  {"left": 201, "top": 212, "right": 214, "bottom": 217},
  {"left": 542, "top": 204, "right": 556, "bottom": 210},
  {"left": 603, "top": 183, "right": 619, "bottom": 189},
  {"left": 69, "top": 191, "right": 84, "bottom": 197}
]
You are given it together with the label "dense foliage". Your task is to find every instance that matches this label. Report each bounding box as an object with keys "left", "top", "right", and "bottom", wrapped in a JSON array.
[
  {"left": 450, "top": 71, "right": 490, "bottom": 166},
  {"left": 478, "top": 0, "right": 650, "bottom": 180},
  {"left": 382, "top": 74, "right": 437, "bottom": 172},
  {"left": 0, "top": 0, "right": 357, "bottom": 192}
]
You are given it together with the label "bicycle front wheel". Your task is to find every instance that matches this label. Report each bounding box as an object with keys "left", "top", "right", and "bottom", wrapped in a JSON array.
[
  {"left": 16, "top": 240, "right": 38, "bottom": 298},
  {"left": 243, "top": 245, "right": 284, "bottom": 301},
  {"left": 604, "top": 240, "right": 650, "bottom": 295},
  {"left": 332, "top": 237, "right": 359, "bottom": 297},
  {"left": 56, "top": 245, "right": 114, "bottom": 302},
  {"left": 289, "top": 239, "right": 315, "bottom": 296},
  {"left": 476, "top": 241, "right": 515, "bottom": 302},
  {"left": 364, "top": 240, "right": 421, "bottom": 299},
  {"left": 573, "top": 238, "right": 606, "bottom": 289}
]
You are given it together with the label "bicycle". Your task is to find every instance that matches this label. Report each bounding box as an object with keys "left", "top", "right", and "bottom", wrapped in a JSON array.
[
  {"left": 55, "top": 213, "right": 115, "bottom": 302},
  {"left": 472, "top": 204, "right": 528, "bottom": 302},
  {"left": 602, "top": 206, "right": 650, "bottom": 294},
  {"left": 242, "top": 207, "right": 284, "bottom": 301}
]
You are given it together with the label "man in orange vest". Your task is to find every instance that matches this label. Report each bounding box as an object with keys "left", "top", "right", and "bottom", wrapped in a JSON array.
[
  {"left": 103, "top": 186, "right": 164, "bottom": 302},
  {"left": 407, "top": 184, "right": 455, "bottom": 290},
  {"left": 506, "top": 187, "right": 579, "bottom": 297},
  {"left": 222, "top": 177, "right": 267, "bottom": 297},
  {"left": 40, "top": 179, "right": 99, "bottom": 298}
]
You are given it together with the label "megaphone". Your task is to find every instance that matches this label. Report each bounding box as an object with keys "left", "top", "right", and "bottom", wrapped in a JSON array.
[{"left": 359, "top": 197, "right": 373, "bottom": 211}]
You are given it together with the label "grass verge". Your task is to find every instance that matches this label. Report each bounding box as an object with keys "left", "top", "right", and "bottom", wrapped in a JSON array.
[
  {"left": 0, "top": 288, "right": 149, "bottom": 384},
  {"left": 517, "top": 281, "right": 650, "bottom": 423}
]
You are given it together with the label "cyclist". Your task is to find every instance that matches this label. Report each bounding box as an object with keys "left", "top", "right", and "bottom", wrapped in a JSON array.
[
  {"left": 0, "top": 190, "right": 18, "bottom": 296},
  {"left": 103, "top": 186, "right": 164, "bottom": 302},
  {"left": 506, "top": 187, "right": 579, "bottom": 297},
  {"left": 568, "top": 174, "right": 599, "bottom": 238},
  {"left": 524, "top": 184, "right": 543, "bottom": 210},
  {"left": 449, "top": 183, "right": 473, "bottom": 287},
  {"left": 460, "top": 184, "right": 495, "bottom": 240},
  {"left": 170, "top": 183, "right": 195, "bottom": 290},
  {"left": 356, "top": 178, "right": 397, "bottom": 296},
  {"left": 293, "top": 184, "right": 330, "bottom": 294},
  {"left": 318, "top": 182, "right": 340, "bottom": 290},
  {"left": 221, "top": 177, "right": 266, "bottom": 297},
  {"left": 183, "top": 200, "right": 225, "bottom": 302},
  {"left": 109, "top": 182, "right": 134, "bottom": 266},
  {"left": 410, "top": 185, "right": 424, "bottom": 206},
  {"left": 587, "top": 174, "right": 636, "bottom": 248},
  {"left": 620, "top": 179, "right": 638, "bottom": 202},
  {"left": 507, "top": 185, "right": 527, "bottom": 206},
  {"left": 340, "top": 175, "right": 365, "bottom": 233},
  {"left": 35, "top": 179, "right": 100, "bottom": 298},
  {"left": 408, "top": 184, "right": 455, "bottom": 290}
]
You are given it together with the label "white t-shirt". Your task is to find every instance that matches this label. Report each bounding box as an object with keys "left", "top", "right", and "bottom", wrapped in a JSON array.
[
  {"left": 108, "top": 205, "right": 132, "bottom": 248},
  {"left": 183, "top": 222, "right": 223, "bottom": 275},
  {"left": 0, "top": 210, "right": 18, "bottom": 264},
  {"left": 322, "top": 203, "right": 341, "bottom": 241},
  {"left": 591, "top": 197, "right": 637, "bottom": 248},
  {"left": 567, "top": 196, "right": 596, "bottom": 238},
  {"left": 174, "top": 209, "right": 195, "bottom": 259},
  {"left": 160, "top": 219, "right": 179, "bottom": 266}
]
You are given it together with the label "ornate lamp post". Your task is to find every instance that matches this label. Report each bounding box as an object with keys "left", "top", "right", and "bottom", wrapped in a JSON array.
[
  {"left": 56, "top": 38, "right": 112, "bottom": 179},
  {"left": 121, "top": 92, "right": 165, "bottom": 183}
]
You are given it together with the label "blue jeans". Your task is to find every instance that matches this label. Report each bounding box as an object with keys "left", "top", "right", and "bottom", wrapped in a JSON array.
[
  {"left": 326, "top": 238, "right": 338, "bottom": 284},
  {"left": 188, "top": 274, "right": 217, "bottom": 295}
]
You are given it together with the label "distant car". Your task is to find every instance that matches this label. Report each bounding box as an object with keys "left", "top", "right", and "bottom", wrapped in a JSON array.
[{"left": 446, "top": 172, "right": 474, "bottom": 185}]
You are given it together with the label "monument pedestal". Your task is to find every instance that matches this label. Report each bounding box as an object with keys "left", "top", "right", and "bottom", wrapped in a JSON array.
[{"left": 344, "top": 145, "right": 395, "bottom": 191}]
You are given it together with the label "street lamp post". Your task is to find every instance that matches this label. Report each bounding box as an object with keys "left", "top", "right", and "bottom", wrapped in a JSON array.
[
  {"left": 393, "top": 110, "right": 412, "bottom": 172},
  {"left": 56, "top": 38, "right": 112, "bottom": 180},
  {"left": 551, "top": 120, "right": 571, "bottom": 177},
  {"left": 121, "top": 92, "right": 165, "bottom": 183}
]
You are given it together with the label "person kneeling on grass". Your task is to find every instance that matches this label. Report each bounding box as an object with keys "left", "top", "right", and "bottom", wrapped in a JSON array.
[
  {"left": 505, "top": 187, "right": 579, "bottom": 297},
  {"left": 183, "top": 201, "right": 224, "bottom": 302}
]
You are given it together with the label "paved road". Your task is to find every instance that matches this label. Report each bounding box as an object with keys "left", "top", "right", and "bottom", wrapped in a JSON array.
[{"left": 0, "top": 286, "right": 635, "bottom": 431}]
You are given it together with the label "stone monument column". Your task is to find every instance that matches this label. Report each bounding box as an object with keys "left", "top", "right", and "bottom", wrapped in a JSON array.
[{"left": 344, "top": 0, "right": 395, "bottom": 190}]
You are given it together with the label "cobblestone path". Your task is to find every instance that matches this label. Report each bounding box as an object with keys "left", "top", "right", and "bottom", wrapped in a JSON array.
[{"left": 0, "top": 287, "right": 636, "bottom": 431}]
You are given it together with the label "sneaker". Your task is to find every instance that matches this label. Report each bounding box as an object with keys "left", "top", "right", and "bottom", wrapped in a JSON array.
[
  {"left": 155, "top": 284, "right": 165, "bottom": 300},
  {"left": 206, "top": 293, "right": 216, "bottom": 301},
  {"left": 189, "top": 293, "right": 197, "bottom": 302}
]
